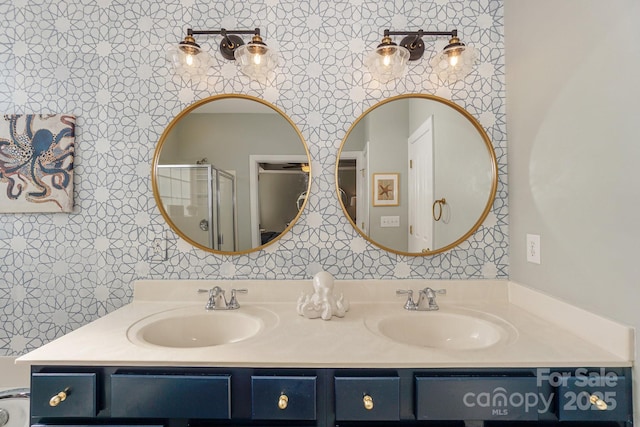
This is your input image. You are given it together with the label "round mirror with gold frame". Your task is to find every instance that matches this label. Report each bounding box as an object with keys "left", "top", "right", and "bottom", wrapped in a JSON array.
[
  {"left": 336, "top": 94, "right": 497, "bottom": 256},
  {"left": 152, "top": 94, "right": 311, "bottom": 255}
]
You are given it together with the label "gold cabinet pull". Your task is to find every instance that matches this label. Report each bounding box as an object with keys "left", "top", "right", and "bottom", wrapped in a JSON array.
[
  {"left": 363, "top": 394, "right": 374, "bottom": 410},
  {"left": 278, "top": 394, "right": 289, "bottom": 410},
  {"left": 590, "top": 394, "right": 608, "bottom": 410},
  {"left": 49, "top": 388, "right": 69, "bottom": 407}
]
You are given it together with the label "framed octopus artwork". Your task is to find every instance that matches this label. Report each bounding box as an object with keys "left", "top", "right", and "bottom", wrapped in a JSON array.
[
  {"left": 0, "top": 114, "right": 76, "bottom": 213},
  {"left": 372, "top": 173, "right": 399, "bottom": 207}
]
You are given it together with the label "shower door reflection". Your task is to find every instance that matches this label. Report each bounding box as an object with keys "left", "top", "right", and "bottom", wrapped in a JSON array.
[{"left": 157, "top": 164, "right": 237, "bottom": 251}]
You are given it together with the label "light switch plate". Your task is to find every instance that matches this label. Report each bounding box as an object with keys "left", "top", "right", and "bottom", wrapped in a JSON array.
[
  {"left": 380, "top": 216, "right": 400, "bottom": 228},
  {"left": 526, "top": 234, "right": 541, "bottom": 264}
]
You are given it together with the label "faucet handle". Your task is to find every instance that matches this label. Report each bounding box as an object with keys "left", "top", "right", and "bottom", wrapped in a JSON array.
[
  {"left": 228, "top": 288, "right": 248, "bottom": 309},
  {"left": 418, "top": 287, "right": 446, "bottom": 310},
  {"left": 198, "top": 287, "right": 225, "bottom": 310},
  {"left": 198, "top": 287, "right": 223, "bottom": 295},
  {"left": 396, "top": 289, "right": 416, "bottom": 310},
  {"left": 421, "top": 287, "right": 446, "bottom": 296},
  {"left": 198, "top": 288, "right": 216, "bottom": 302}
]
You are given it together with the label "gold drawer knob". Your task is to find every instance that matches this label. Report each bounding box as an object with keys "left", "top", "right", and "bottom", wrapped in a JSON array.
[
  {"left": 49, "top": 389, "right": 69, "bottom": 407},
  {"left": 363, "top": 394, "right": 374, "bottom": 410},
  {"left": 278, "top": 394, "right": 289, "bottom": 410},
  {"left": 590, "top": 394, "right": 608, "bottom": 410}
]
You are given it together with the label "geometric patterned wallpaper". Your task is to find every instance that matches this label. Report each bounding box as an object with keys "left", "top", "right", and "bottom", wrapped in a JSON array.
[{"left": 0, "top": 0, "right": 507, "bottom": 355}]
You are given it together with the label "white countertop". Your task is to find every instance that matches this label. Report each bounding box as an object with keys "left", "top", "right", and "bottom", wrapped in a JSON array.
[{"left": 16, "top": 279, "right": 634, "bottom": 368}]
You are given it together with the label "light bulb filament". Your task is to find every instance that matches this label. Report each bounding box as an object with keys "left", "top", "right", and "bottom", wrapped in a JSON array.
[{"left": 186, "top": 54, "right": 194, "bottom": 66}]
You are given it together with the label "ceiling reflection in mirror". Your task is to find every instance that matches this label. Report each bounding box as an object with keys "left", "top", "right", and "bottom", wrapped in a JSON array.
[
  {"left": 337, "top": 94, "right": 497, "bottom": 256},
  {"left": 152, "top": 94, "right": 311, "bottom": 255}
]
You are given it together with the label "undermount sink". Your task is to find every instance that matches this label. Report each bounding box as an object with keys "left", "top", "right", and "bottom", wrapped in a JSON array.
[
  {"left": 127, "top": 306, "right": 278, "bottom": 348},
  {"left": 365, "top": 309, "right": 517, "bottom": 350}
]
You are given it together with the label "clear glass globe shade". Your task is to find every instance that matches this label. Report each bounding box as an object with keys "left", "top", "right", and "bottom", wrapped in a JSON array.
[
  {"left": 234, "top": 43, "right": 278, "bottom": 82},
  {"left": 429, "top": 45, "right": 478, "bottom": 84},
  {"left": 166, "top": 45, "right": 211, "bottom": 77},
  {"left": 365, "top": 44, "right": 410, "bottom": 83}
]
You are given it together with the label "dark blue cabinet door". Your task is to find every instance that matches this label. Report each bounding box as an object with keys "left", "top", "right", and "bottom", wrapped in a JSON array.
[
  {"left": 110, "top": 374, "right": 230, "bottom": 419},
  {"left": 416, "top": 376, "right": 540, "bottom": 421},
  {"left": 31, "top": 373, "right": 97, "bottom": 418},
  {"left": 251, "top": 376, "right": 317, "bottom": 420},
  {"left": 558, "top": 372, "right": 630, "bottom": 422},
  {"left": 334, "top": 377, "right": 400, "bottom": 421}
]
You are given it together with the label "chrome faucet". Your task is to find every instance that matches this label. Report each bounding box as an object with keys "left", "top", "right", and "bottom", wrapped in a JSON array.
[
  {"left": 396, "top": 289, "right": 417, "bottom": 310},
  {"left": 417, "top": 287, "right": 446, "bottom": 310},
  {"left": 397, "top": 287, "right": 446, "bottom": 311},
  {"left": 227, "top": 288, "right": 248, "bottom": 309},
  {"left": 198, "top": 287, "right": 247, "bottom": 310}
]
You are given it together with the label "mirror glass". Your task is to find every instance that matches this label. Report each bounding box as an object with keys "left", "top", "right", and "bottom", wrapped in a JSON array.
[
  {"left": 152, "top": 94, "right": 311, "bottom": 254},
  {"left": 337, "top": 94, "right": 497, "bottom": 255}
]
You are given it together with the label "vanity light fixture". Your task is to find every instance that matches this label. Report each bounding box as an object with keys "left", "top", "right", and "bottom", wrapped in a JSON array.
[
  {"left": 365, "top": 29, "right": 477, "bottom": 84},
  {"left": 167, "top": 28, "right": 278, "bottom": 82}
]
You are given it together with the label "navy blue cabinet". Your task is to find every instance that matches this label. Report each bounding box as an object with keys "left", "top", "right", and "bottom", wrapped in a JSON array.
[
  {"left": 557, "top": 369, "right": 631, "bottom": 422},
  {"left": 334, "top": 376, "right": 400, "bottom": 421},
  {"left": 415, "top": 375, "right": 540, "bottom": 421},
  {"left": 110, "top": 373, "right": 231, "bottom": 419},
  {"left": 251, "top": 375, "right": 317, "bottom": 420},
  {"left": 31, "top": 372, "right": 97, "bottom": 418},
  {"left": 30, "top": 366, "right": 632, "bottom": 426}
]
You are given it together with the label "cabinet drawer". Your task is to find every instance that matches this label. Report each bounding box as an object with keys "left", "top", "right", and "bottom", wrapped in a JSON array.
[
  {"left": 110, "top": 374, "right": 230, "bottom": 419},
  {"left": 251, "top": 376, "right": 316, "bottom": 420},
  {"left": 334, "top": 377, "right": 400, "bottom": 421},
  {"left": 557, "top": 372, "right": 630, "bottom": 421},
  {"left": 416, "top": 376, "right": 539, "bottom": 421},
  {"left": 31, "top": 373, "right": 97, "bottom": 418}
]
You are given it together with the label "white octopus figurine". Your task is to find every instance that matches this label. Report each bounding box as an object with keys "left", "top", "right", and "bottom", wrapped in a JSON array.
[{"left": 297, "top": 271, "right": 350, "bottom": 320}]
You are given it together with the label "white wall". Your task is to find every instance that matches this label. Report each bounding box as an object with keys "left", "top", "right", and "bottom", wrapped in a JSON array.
[
  {"left": 505, "top": 0, "right": 640, "bottom": 421},
  {"left": 408, "top": 99, "right": 493, "bottom": 249},
  {"left": 0, "top": 357, "right": 29, "bottom": 388},
  {"left": 366, "top": 102, "right": 409, "bottom": 250}
]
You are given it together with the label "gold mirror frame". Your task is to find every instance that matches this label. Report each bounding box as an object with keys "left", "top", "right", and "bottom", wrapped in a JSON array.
[
  {"left": 152, "top": 94, "right": 311, "bottom": 255},
  {"left": 336, "top": 93, "right": 498, "bottom": 256}
]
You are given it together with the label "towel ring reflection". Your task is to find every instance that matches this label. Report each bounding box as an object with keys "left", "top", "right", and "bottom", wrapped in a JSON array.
[
  {"left": 339, "top": 188, "right": 348, "bottom": 206},
  {"left": 432, "top": 198, "right": 446, "bottom": 221},
  {"left": 296, "top": 191, "right": 307, "bottom": 211}
]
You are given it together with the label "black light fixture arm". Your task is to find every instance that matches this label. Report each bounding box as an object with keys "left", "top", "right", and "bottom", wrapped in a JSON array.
[
  {"left": 380, "top": 29, "right": 459, "bottom": 61},
  {"left": 183, "top": 28, "right": 263, "bottom": 60},
  {"left": 188, "top": 28, "right": 261, "bottom": 37},
  {"left": 384, "top": 29, "right": 457, "bottom": 38}
]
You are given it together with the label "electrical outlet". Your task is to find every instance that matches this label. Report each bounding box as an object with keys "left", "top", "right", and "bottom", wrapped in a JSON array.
[
  {"left": 149, "top": 236, "right": 167, "bottom": 262},
  {"left": 526, "top": 234, "right": 541, "bottom": 264}
]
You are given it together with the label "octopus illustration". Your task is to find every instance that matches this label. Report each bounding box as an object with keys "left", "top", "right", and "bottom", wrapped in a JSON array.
[{"left": 0, "top": 114, "right": 75, "bottom": 210}]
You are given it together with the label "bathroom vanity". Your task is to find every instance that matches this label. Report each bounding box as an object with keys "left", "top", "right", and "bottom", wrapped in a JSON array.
[
  {"left": 18, "top": 279, "right": 634, "bottom": 426},
  {"left": 28, "top": 365, "right": 632, "bottom": 426}
]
